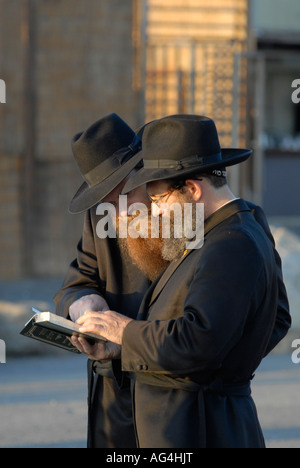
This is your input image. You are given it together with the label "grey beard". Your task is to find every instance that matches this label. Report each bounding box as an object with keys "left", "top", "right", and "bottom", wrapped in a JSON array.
[
  {"left": 161, "top": 204, "right": 199, "bottom": 262},
  {"left": 161, "top": 236, "right": 187, "bottom": 262}
]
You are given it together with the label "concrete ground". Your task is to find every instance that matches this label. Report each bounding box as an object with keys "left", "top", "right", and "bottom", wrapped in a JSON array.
[
  {"left": 252, "top": 354, "right": 300, "bottom": 448},
  {"left": 0, "top": 353, "right": 299, "bottom": 449},
  {"left": 0, "top": 354, "right": 87, "bottom": 448},
  {"left": 0, "top": 236, "right": 299, "bottom": 449}
]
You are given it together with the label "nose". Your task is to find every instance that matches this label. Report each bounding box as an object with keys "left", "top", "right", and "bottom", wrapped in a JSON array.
[
  {"left": 151, "top": 202, "right": 164, "bottom": 217},
  {"left": 118, "top": 206, "right": 128, "bottom": 218}
]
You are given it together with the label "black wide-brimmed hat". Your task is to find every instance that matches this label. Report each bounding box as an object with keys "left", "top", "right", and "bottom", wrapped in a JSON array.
[
  {"left": 122, "top": 114, "right": 252, "bottom": 193},
  {"left": 69, "top": 113, "right": 142, "bottom": 213}
]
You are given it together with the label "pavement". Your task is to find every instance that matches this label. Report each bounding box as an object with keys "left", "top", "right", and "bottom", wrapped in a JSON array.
[
  {"left": 252, "top": 353, "right": 300, "bottom": 448},
  {"left": 0, "top": 354, "right": 88, "bottom": 448},
  {"left": 0, "top": 271, "right": 299, "bottom": 448},
  {"left": 0, "top": 352, "right": 299, "bottom": 449}
]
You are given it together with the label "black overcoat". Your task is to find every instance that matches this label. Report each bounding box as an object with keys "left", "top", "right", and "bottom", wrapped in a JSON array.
[
  {"left": 54, "top": 207, "right": 150, "bottom": 448},
  {"left": 121, "top": 199, "right": 290, "bottom": 448}
]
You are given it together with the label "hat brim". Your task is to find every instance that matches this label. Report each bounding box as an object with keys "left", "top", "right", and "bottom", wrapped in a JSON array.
[
  {"left": 122, "top": 148, "right": 252, "bottom": 194},
  {"left": 69, "top": 151, "right": 142, "bottom": 214}
]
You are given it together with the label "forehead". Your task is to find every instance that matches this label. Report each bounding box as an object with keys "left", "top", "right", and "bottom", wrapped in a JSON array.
[{"left": 147, "top": 180, "right": 171, "bottom": 195}]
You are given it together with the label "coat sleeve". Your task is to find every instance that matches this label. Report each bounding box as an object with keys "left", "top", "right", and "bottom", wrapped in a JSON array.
[
  {"left": 121, "top": 229, "right": 268, "bottom": 375},
  {"left": 247, "top": 202, "right": 291, "bottom": 354},
  {"left": 54, "top": 210, "right": 105, "bottom": 318}
]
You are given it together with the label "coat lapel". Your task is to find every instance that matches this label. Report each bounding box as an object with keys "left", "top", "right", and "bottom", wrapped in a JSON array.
[{"left": 147, "top": 199, "right": 251, "bottom": 308}]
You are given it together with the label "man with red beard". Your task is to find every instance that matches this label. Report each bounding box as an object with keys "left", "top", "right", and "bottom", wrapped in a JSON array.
[
  {"left": 75, "top": 115, "right": 291, "bottom": 448},
  {"left": 54, "top": 114, "right": 168, "bottom": 448}
]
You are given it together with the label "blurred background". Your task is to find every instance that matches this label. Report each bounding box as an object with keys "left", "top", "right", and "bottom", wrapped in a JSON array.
[{"left": 0, "top": 0, "right": 299, "bottom": 448}]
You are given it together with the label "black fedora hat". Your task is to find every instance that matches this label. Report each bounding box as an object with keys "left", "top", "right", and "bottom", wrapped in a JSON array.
[
  {"left": 122, "top": 114, "right": 252, "bottom": 193},
  {"left": 69, "top": 113, "right": 142, "bottom": 213}
]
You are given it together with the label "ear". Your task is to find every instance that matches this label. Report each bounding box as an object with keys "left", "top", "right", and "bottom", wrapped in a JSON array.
[{"left": 185, "top": 179, "right": 202, "bottom": 201}]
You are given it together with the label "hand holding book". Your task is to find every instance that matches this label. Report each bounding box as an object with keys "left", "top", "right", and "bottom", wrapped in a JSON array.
[
  {"left": 77, "top": 310, "right": 133, "bottom": 345},
  {"left": 70, "top": 334, "right": 122, "bottom": 361},
  {"left": 20, "top": 309, "right": 106, "bottom": 354}
]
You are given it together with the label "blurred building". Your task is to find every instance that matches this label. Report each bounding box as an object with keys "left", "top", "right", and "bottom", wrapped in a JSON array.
[
  {"left": 140, "top": 0, "right": 249, "bottom": 205},
  {"left": 140, "top": 0, "right": 300, "bottom": 215},
  {"left": 0, "top": 0, "right": 142, "bottom": 279},
  {"left": 249, "top": 0, "right": 300, "bottom": 216},
  {"left": 0, "top": 0, "right": 299, "bottom": 280}
]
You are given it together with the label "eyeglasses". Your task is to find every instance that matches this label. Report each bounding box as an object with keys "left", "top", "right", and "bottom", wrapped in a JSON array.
[
  {"left": 146, "top": 189, "right": 174, "bottom": 206},
  {"left": 146, "top": 179, "right": 203, "bottom": 206}
]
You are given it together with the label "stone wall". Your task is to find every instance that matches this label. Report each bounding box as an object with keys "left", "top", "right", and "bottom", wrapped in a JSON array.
[{"left": 0, "top": 0, "right": 141, "bottom": 279}]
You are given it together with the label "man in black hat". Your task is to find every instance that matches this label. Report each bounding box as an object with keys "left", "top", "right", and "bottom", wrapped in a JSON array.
[
  {"left": 76, "top": 114, "right": 291, "bottom": 448},
  {"left": 54, "top": 113, "right": 170, "bottom": 448}
]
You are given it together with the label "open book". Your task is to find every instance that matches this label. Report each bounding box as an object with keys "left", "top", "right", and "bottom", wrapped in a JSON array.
[{"left": 20, "top": 310, "right": 106, "bottom": 354}]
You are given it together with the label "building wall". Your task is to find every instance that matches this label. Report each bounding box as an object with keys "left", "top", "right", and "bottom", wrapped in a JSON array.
[
  {"left": 252, "top": 0, "right": 300, "bottom": 34},
  {"left": 143, "top": 0, "right": 249, "bottom": 148},
  {"left": 249, "top": 0, "right": 300, "bottom": 214},
  {"left": 146, "top": 0, "right": 248, "bottom": 42},
  {"left": 0, "top": 0, "right": 140, "bottom": 279},
  {"left": 0, "top": 153, "right": 23, "bottom": 278},
  {"left": 0, "top": 2, "right": 25, "bottom": 279},
  {"left": 263, "top": 153, "right": 300, "bottom": 216}
]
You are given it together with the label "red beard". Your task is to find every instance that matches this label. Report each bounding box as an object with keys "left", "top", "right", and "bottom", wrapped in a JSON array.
[{"left": 116, "top": 212, "right": 169, "bottom": 281}]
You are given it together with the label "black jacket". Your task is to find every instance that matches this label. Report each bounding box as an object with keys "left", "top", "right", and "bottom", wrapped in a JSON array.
[
  {"left": 121, "top": 199, "right": 290, "bottom": 448},
  {"left": 54, "top": 200, "right": 290, "bottom": 448},
  {"left": 54, "top": 207, "right": 150, "bottom": 448}
]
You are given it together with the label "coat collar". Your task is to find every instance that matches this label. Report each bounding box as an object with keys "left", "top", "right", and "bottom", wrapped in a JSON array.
[{"left": 147, "top": 198, "right": 251, "bottom": 308}]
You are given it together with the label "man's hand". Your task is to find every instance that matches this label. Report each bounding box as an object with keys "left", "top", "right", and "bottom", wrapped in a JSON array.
[
  {"left": 70, "top": 335, "right": 121, "bottom": 361},
  {"left": 69, "top": 294, "right": 109, "bottom": 322},
  {"left": 77, "top": 310, "right": 133, "bottom": 345}
]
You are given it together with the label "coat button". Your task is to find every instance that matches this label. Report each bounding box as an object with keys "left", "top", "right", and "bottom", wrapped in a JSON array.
[{"left": 136, "top": 364, "right": 148, "bottom": 371}]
